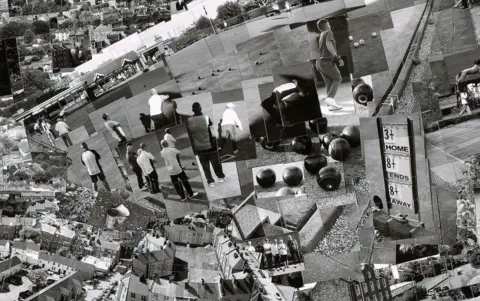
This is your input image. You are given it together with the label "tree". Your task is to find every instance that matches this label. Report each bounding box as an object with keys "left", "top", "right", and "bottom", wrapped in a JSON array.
[
  {"left": 22, "top": 69, "right": 54, "bottom": 96},
  {"left": 19, "top": 227, "right": 41, "bottom": 240},
  {"left": 0, "top": 21, "right": 31, "bottom": 39},
  {"left": 216, "top": 1, "right": 243, "bottom": 21},
  {"left": 102, "top": 14, "right": 118, "bottom": 25},
  {"left": 32, "top": 21, "right": 50, "bottom": 35},
  {"left": 23, "top": 29, "right": 35, "bottom": 44},
  {"left": 57, "top": 246, "right": 69, "bottom": 256},
  {"left": 28, "top": 269, "right": 48, "bottom": 288},
  {"left": 194, "top": 16, "right": 213, "bottom": 30}
]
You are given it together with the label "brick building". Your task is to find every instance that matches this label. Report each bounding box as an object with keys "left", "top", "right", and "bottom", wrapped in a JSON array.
[{"left": 349, "top": 264, "right": 393, "bottom": 301}]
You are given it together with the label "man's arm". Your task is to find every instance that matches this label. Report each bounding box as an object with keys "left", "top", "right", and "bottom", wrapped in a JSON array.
[
  {"left": 91, "top": 149, "right": 101, "bottom": 160},
  {"left": 81, "top": 154, "right": 85, "bottom": 166},
  {"left": 146, "top": 152, "right": 156, "bottom": 162},
  {"left": 234, "top": 113, "right": 243, "bottom": 131}
]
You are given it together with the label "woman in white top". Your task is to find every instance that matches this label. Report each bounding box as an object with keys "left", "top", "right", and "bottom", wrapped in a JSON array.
[
  {"left": 278, "top": 239, "right": 289, "bottom": 268},
  {"left": 459, "top": 88, "right": 471, "bottom": 116},
  {"left": 285, "top": 1, "right": 292, "bottom": 17}
]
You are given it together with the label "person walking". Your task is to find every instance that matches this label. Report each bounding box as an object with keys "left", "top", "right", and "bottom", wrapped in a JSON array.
[
  {"left": 271, "top": 239, "right": 280, "bottom": 268},
  {"left": 285, "top": 1, "right": 292, "bottom": 17},
  {"left": 139, "top": 113, "right": 151, "bottom": 133},
  {"left": 160, "top": 140, "right": 199, "bottom": 201},
  {"left": 187, "top": 102, "right": 227, "bottom": 188},
  {"left": 126, "top": 144, "right": 146, "bottom": 190},
  {"left": 287, "top": 235, "right": 301, "bottom": 264},
  {"left": 148, "top": 88, "right": 170, "bottom": 131},
  {"left": 263, "top": 238, "right": 273, "bottom": 270},
  {"left": 81, "top": 142, "right": 111, "bottom": 192},
  {"left": 33, "top": 119, "right": 43, "bottom": 137},
  {"left": 40, "top": 117, "right": 56, "bottom": 147},
  {"left": 137, "top": 143, "right": 161, "bottom": 194},
  {"left": 102, "top": 113, "right": 127, "bottom": 143},
  {"left": 278, "top": 239, "right": 289, "bottom": 268},
  {"left": 218, "top": 103, "right": 243, "bottom": 154},
  {"left": 164, "top": 128, "right": 176, "bottom": 148},
  {"left": 315, "top": 19, "right": 343, "bottom": 111},
  {"left": 459, "top": 87, "right": 472, "bottom": 116},
  {"left": 55, "top": 118, "right": 73, "bottom": 147}
]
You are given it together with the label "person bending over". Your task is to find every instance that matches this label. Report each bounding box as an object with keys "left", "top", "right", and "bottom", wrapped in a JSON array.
[
  {"left": 102, "top": 113, "right": 127, "bottom": 144},
  {"left": 456, "top": 60, "right": 480, "bottom": 84},
  {"left": 218, "top": 102, "right": 243, "bottom": 154}
]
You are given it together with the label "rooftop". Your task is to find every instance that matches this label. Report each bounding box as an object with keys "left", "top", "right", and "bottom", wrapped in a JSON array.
[
  {"left": 12, "top": 241, "right": 41, "bottom": 251},
  {"left": 40, "top": 224, "right": 76, "bottom": 239},
  {"left": 0, "top": 256, "right": 21, "bottom": 273}
]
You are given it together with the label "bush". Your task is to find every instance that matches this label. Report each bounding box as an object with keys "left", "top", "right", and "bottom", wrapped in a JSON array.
[{"left": 217, "top": 1, "right": 243, "bottom": 21}]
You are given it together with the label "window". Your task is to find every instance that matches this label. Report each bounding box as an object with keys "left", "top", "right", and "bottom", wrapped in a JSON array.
[
  {"left": 379, "top": 294, "right": 383, "bottom": 301},
  {"left": 370, "top": 281, "right": 375, "bottom": 291},
  {"left": 131, "top": 293, "right": 136, "bottom": 298},
  {"left": 141, "top": 296, "right": 147, "bottom": 301},
  {"left": 368, "top": 272, "right": 372, "bottom": 279},
  {"left": 355, "top": 284, "right": 360, "bottom": 295},
  {"left": 377, "top": 279, "right": 381, "bottom": 288},
  {"left": 362, "top": 282, "right": 367, "bottom": 291},
  {"left": 366, "top": 297, "right": 370, "bottom": 301},
  {"left": 383, "top": 278, "right": 387, "bottom": 286},
  {"left": 372, "top": 295, "right": 377, "bottom": 301}
]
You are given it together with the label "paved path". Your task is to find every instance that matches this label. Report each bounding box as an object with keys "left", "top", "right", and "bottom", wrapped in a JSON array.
[{"left": 417, "top": 263, "right": 480, "bottom": 290}]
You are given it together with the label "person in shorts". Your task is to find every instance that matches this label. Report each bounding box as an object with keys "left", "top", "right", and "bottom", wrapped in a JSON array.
[{"left": 81, "top": 142, "right": 111, "bottom": 192}]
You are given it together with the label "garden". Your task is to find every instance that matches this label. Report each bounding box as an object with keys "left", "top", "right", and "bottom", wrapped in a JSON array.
[
  {"left": 0, "top": 117, "right": 31, "bottom": 165},
  {"left": 2, "top": 152, "right": 69, "bottom": 192}
]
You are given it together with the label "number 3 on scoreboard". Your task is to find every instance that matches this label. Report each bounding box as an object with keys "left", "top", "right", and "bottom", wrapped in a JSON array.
[{"left": 383, "top": 126, "right": 396, "bottom": 142}]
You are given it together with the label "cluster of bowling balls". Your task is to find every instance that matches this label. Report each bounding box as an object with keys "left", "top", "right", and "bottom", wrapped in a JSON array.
[
  {"left": 289, "top": 125, "right": 361, "bottom": 191},
  {"left": 256, "top": 165, "right": 304, "bottom": 189}
]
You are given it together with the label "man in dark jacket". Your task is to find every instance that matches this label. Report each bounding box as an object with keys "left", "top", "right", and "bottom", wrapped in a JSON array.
[
  {"left": 287, "top": 235, "right": 301, "bottom": 264},
  {"left": 187, "top": 102, "right": 226, "bottom": 188}
]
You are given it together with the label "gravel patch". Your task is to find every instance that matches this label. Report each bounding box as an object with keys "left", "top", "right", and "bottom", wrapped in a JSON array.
[
  {"left": 396, "top": 3, "right": 439, "bottom": 115},
  {"left": 56, "top": 182, "right": 99, "bottom": 223}
]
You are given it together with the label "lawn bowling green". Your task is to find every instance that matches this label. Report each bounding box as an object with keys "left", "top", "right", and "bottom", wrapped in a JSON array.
[
  {"left": 360, "top": 114, "right": 435, "bottom": 241},
  {"left": 273, "top": 24, "right": 311, "bottom": 67},
  {"left": 209, "top": 53, "right": 245, "bottom": 90},
  {"left": 66, "top": 133, "right": 125, "bottom": 192},
  {"left": 218, "top": 23, "right": 252, "bottom": 54},
  {"left": 236, "top": 32, "right": 284, "bottom": 78},
  {"left": 211, "top": 88, "right": 257, "bottom": 161},
  {"left": 175, "top": 63, "right": 222, "bottom": 96},
  {"left": 88, "top": 97, "right": 134, "bottom": 148},
  {"left": 126, "top": 67, "right": 171, "bottom": 96},
  {"left": 122, "top": 79, "right": 180, "bottom": 139},
  {"left": 165, "top": 39, "right": 215, "bottom": 77}
]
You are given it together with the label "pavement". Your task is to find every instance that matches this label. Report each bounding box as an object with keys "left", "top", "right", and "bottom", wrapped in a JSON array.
[{"left": 417, "top": 263, "right": 480, "bottom": 291}]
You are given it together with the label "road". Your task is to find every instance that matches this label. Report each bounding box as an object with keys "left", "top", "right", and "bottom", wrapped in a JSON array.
[{"left": 417, "top": 263, "right": 480, "bottom": 291}]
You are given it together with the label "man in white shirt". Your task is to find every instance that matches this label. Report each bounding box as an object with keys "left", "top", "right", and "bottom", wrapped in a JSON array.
[
  {"left": 218, "top": 103, "right": 243, "bottom": 155},
  {"left": 164, "top": 128, "right": 176, "bottom": 148},
  {"left": 148, "top": 88, "right": 170, "bottom": 131},
  {"left": 263, "top": 238, "right": 273, "bottom": 270},
  {"left": 102, "top": 113, "right": 127, "bottom": 143},
  {"left": 55, "top": 118, "right": 73, "bottom": 147},
  {"left": 81, "top": 142, "right": 111, "bottom": 192},
  {"left": 137, "top": 143, "right": 161, "bottom": 194},
  {"left": 245, "top": 241, "right": 256, "bottom": 253},
  {"left": 160, "top": 140, "right": 198, "bottom": 201}
]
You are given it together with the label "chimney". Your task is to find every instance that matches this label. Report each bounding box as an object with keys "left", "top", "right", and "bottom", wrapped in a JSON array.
[{"left": 201, "top": 278, "right": 205, "bottom": 286}]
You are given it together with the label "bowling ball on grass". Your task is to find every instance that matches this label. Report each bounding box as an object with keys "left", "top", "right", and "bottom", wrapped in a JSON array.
[
  {"left": 256, "top": 168, "right": 276, "bottom": 188},
  {"left": 341, "top": 125, "right": 361, "bottom": 147},
  {"left": 304, "top": 153, "right": 328, "bottom": 174},
  {"left": 321, "top": 132, "right": 340, "bottom": 150},
  {"left": 328, "top": 138, "right": 351, "bottom": 162},
  {"left": 316, "top": 166, "right": 342, "bottom": 191},
  {"left": 291, "top": 136, "right": 312, "bottom": 155},
  {"left": 282, "top": 166, "right": 303, "bottom": 186}
]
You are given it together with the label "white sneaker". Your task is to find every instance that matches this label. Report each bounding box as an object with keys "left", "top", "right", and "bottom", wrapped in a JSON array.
[
  {"left": 190, "top": 192, "right": 199, "bottom": 198},
  {"left": 325, "top": 97, "right": 342, "bottom": 109},
  {"left": 218, "top": 177, "right": 228, "bottom": 183},
  {"left": 209, "top": 183, "right": 215, "bottom": 188}
]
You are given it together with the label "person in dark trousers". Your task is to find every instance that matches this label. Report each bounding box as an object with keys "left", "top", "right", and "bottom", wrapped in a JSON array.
[
  {"left": 315, "top": 19, "right": 344, "bottom": 111},
  {"left": 148, "top": 88, "right": 170, "bottom": 131},
  {"left": 55, "top": 118, "right": 73, "bottom": 147},
  {"left": 160, "top": 140, "right": 199, "bottom": 201},
  {"left": 218, "top": 102, "right": 243, "bottom": 154},
  {"left": 287, "top": 235, "right": 301, "bottom": 264},
  {"left": 137, "top": 143, "right": 161, "bottom": 194},
  {"left": 263, "top": 238, "right": 273, "bottom": 270},
  {"left": 139, "top": 113, "right": 151, "bottom": 133},
  {"left": 81, "top": 142, "right": 111, "bottom": 192},
  {"left": 187, "top": 102, "right": 227, "bottom": 188},
  {"left": 126, "top": 144, "right": 146, "bottom": 190}
]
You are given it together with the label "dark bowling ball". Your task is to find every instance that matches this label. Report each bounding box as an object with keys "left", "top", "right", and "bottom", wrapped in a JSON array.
[
  {"left": 321, "top": 132, "right": 340, "bottom": 150},
  {"left": 256, "top": 168, "right": 276, "bottom": 188},
  {"left": 283, "top": 166, "right": 303, "bottom": 186},
  {"left": 316, "top": 166, "right": 342, "bottom": 191},
  {"left": 328, "top": 138, "right": 351, "bottom": 162},
  {"left": 304, "top": 153, "right": 328, "bottom": 174},
  {"left": 341, "top": 125, "right": 361, "bottom": 148},
  {"left": 352, "top": 83, "right": 374, "bottom": 106},
  {"left": 198, "top": 76, "right": 201, "bottom": 80},
  {"left": 291, "top": 136, "right": 312, "bottom": 155},
  {"left": 309, "top": 118, "right": 328, "bottom": 134},
  {"left": 351, "top": 77, "right": 365, "bottom": 91},
  {"left": 198, "top": 87, "right": 202, "bottom": 90},
  {"left": 212, "top": 73, "right": 215, "bottom": 76}
]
